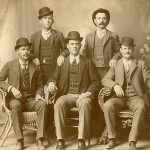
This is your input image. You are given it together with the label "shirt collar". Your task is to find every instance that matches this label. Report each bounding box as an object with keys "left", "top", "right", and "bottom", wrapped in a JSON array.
[
  {"left": 19, "top": 59, "right": 29, "bottom": 68},
  {"left": 69, "top": 54, "right": 80, "bottom": 64},
  {"left": 42, "top": 29, "right": 51, "bottom": 35}
]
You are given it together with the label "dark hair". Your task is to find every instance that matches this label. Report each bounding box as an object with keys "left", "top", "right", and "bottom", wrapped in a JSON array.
[{"left": 92, "top": 8, "right": 110, "bottom": 26}]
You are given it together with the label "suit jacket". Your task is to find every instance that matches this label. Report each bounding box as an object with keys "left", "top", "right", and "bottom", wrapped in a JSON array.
[
  {"left": 81, "top": 29, "right": 121, "bottom": 70},
  {"left": 30, "top": 29, "right": 69, "bottom": 63},
  {"left": 102, "top": 58, "right": 150, "bottom": 106},
  {"left": 48, "top": 56, "right": 100, "bottom": 100},
  {"left": 0, "top": 59, "right": 43, "bottom": 103}
]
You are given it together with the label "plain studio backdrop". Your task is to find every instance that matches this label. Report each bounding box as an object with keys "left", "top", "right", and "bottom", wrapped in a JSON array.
[{"left": 0, "top": 0, "right": 150, "bottom": 68}]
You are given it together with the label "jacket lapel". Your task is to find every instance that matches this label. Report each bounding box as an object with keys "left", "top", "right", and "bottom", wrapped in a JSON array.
[
  {"left": 34, "top": 31, "right": 41, "bottom": 57},
  {"left": 29, "top": 61, "right": 36, "bottom": 87},
  {"left": 12, "top": 59, "right": 20, "bottom": 79},
  {"left": 129, "top": 58, "right": 138, "bottom": 77},
  {"left": 62, "top": 57, "right": 70, "bottom": 82},
  {"left": 50, "top": 29, "right": 57, "bottom": 46},
  {"left": 103, "top": 29, "right": 111, "bottom": 46},
  {"left": 79, "top": 57, "right": 86, "bottom": 85}
]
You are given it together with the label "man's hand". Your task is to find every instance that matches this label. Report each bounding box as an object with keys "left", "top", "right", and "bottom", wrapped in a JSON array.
[
  {"left": 47, "top": 82, "right": 57, "bottom": 94},
  {"left": 113, "top": 84, "right": 124, "bottom": 97},
  {"left": 11, "top": 87, "right": 22, "bottom": 99},
  {"left": 109, "top": 59, "right": 117, "bottom": 68},
  {"left": 57, "top": 55, "right": 65, "bottom": 66},
  {"left": 77, "top": 92, "right": 92, "bottom": 101},
  {"left": 36, "top": 94, "right": 45, "bottom": 102},
  {"left": 32, "top": 58, "right": 40, "bottom": 65}
]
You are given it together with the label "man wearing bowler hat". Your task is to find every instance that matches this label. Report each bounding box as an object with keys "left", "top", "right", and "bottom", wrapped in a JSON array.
[
  {"left": 47, "top": 31, "right": 100, "bottom": 150},
  {"left": 102, "top": 36, "right": 150, "bottom": 150},
  {"left": 30, "top": 7, "right": 68, "bottom": 84},
  {"left": 0, "top": 37, "right": 48, "bottom": 150}
]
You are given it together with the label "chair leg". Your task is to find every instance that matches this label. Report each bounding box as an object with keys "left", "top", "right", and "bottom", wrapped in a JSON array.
[{"left": 0, "top": 117, "right": 13, "bottom": 147}]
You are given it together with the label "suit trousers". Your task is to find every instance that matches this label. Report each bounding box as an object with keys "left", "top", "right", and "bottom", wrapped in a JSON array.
[
  {"left": 9, "top": 98, "right": 48, "bottom": 141},
  {"left": 103, "top": 96, "right": 146, "bottom": 142},
  {"left": 54, "top": 94, "right": 92, "bottom": 140}
]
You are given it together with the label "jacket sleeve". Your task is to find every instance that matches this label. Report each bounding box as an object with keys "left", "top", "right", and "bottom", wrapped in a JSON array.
[
  {"left": 0, "top": 62, "right": 11, "bottom": 91},
  {"left": 59, "top": 32, "right": 70, "bottom": 57},
  {"left": 141, "top": 61, "right": 150, "bottom": 89},
  {"left": 111, "top": 33, "right": 122, "bottom": 60},
  {"left": 87, "top": 59, "right": 101, "bottom": 97},
  {"left": 101, "top": 67, "right": 117, "bottom": 89},
  {"left": 30, "top": 34, "right": 36, "bottom": 59}
]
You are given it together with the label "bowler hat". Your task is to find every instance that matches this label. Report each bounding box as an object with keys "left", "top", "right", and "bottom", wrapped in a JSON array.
[
  {"left": 38, "top": 7, "right": 53, "bottom": 19},
  {"left": 15, "top": 37, "right": 32, "bottom": 50},
  {"left": 65, "top": 31, "right": 83, "bottom": 42},
  {"left": 92, "top": 8, "right": 110, "bottom": 26},
  {"left": 120, "top": 36, "right": 136, "bottom": 48}
]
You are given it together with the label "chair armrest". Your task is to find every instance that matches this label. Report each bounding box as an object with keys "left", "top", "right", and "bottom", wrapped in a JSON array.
[
  {"left": 44, "top": 85, "right": 56, "bottom": 104},
  {"left": 0, "top": 88, "right": 11, "bottom": 114},
  {"left": 98, "top": 87, "right": 112, "bottom": 111}
]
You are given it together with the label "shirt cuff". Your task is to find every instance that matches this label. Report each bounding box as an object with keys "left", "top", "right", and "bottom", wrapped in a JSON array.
[{"left": 7, "top": 86, "right": 13, "bottom": 92}]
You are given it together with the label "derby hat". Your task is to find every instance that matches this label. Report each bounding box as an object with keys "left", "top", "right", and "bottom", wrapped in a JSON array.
[
  {"left": 38, "top": 7, "right": 53, "bottom": 19},
  {"left": 92, "top": 8, "right": 110, "bottom": 26},
  {"left": 65, "top": 31, "right": 83, "bottom": 42},
  {"left": 120, "top": 36, "right": 136, "bottom": 48},
  {"left": 15, "top": 37, "right": 32, "bottom": 50}
]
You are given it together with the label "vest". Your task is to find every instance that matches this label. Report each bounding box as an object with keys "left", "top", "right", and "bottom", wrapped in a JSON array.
[
  {"left": 19, "top": 66, "right": 30, "bottom": 98},
  {"left": 68, "top": 64, "right": 79, "bottom": 94},
  {"left": 122, "top": 67, "right": 137, "bottom": 97},
  {"left": 93, "top": 35, "right": 105, "bottom": 68}
]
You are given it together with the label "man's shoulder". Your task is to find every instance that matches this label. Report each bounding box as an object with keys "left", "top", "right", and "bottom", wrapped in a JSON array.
[
  {"left": 86, "top": 31, "right": 95, "bottom": 38},
  {"left": 107, "top": 30, "right": 119, "bottom": 39},
  {"left": 31, "top": 31, "right": 41, "bottom": 38}
]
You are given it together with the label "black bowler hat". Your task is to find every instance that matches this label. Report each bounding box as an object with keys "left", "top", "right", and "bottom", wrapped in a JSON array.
[
  {"left": 15, "top": 37, "right": 31, "bottom": 50},
  {"left": 120, "top": 36, "right": 136, "bottom": 48},
  {"left": 92, "top": 8, "right": 110, "bottom": 26},
  {"left": 65, "top": 31, "right": 83, "bottom": 42},
  {"left": 38, "top": 7, "right": 53, "bottom": 19}
]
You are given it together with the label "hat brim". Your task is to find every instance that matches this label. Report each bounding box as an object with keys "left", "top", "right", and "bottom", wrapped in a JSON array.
[
  {"left": 38, "top": 11, "right": 53, "bottom": 19},
  {"left": 15, "top": 43, "right": 32, "bottom": 50},
  {"left": 65, "top": 37, "right": 83, "bottom": 43},
  {"left": 120, "top": 42, "right": 136, "bottom": 48}
]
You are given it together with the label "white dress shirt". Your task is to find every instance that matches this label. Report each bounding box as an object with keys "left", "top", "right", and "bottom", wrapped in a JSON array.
[
  {"left": 96, "top": 28, "right": 106, "bottom": 39},
  {"left": 42, "top": 29, "right": 51, "bottom": 40},
  {"left": 69, "top": 54, "right": 80, "bottom": 65},
  {"left": 122, "top": 59, "right": 131, "bottom": 71}
]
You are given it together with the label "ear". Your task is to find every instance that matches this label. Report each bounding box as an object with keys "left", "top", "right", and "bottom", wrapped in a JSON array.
[{"left": 66, "top": 43, "right": 69, "bottom": 49}]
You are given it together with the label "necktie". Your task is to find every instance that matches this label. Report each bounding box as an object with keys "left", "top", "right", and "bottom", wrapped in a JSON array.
[
  {"left": 72, "top": 58, "right": 77, "bottom": 65},
  {"left": 22, "top": 64, "right": 30, "bottom": 89}
]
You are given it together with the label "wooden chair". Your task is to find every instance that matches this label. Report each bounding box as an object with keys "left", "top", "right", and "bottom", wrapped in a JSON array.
[
  {"left": 97, "top": 87, "right": 150, "bottom": 145},
  {"left": 0, "top": 86, "right": 55, "bottom": 147},
  {"left": 65, "top": 107, "right": 91, "bottom": 146}
]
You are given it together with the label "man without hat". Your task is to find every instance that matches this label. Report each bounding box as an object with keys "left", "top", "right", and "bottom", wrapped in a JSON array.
[
  {"left": 47, "top": 31, "right": 100, "bottom": 150},
  {"left": 0, "top": 37, "right": 48, "bottom": 150},
  {"left": 102, "top": 36, "right": 150, "bottom": 150}
]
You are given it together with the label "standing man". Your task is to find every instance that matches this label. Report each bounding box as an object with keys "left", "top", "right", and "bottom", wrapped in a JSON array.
[
  {"left": 0, "top": 37, "right": 47, "bottom": 150},
  {"left": 47, "top": 31, "right": 100, "bottom": 150},
  {"left": 30, "top": 7, "right": 68, "bottom": 84},
  {"left": 102, "top": 36, "right": 150, "bottom": 150},
  {"left": 82, "top": 8, "right": 121, "bottom": 79}
]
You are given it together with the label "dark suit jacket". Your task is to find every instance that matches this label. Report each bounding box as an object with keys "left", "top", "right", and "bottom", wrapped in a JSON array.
[
  {"left": 81, "top": 29, "right": 122, "bottom": 70},
  {"left": 30, "top": 29, "right": 69, "bottom": 63},
  {"left": 48, "top": 56, "right": 100, "bottom": 100},
  {"left": 102, "top": 58, "right": 150, "bottom": 106},
  {"left": 0, "top": 59, "right": 43, "bottom": 103}
]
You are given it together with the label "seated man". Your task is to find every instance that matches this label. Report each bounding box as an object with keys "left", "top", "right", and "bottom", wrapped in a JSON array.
[
  {"left": 47, "top": 31, "right": 100, "bottom": 150},
  {"left": 0, "top": 37, "right": 48, "bottom": 150},
  {"left": 102, "top": 36, "right": 150, "bottom": 150}
]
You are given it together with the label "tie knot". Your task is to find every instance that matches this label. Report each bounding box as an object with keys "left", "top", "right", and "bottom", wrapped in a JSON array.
[
  {"left": 72, "top": 58, "right": 77, "bottom": 65},
  {"left": 22, "top": 64, "right": 27, "bottom": 69}
]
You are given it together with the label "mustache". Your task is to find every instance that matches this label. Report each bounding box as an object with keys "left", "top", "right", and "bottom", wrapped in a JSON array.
[{"left": 99, "top": 22, "right": 105, "bottom": 25}]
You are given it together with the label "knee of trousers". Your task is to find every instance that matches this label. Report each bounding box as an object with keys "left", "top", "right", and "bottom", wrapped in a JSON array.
[
  {"left": 103, "top": 101, "right": 115, "bottom": 112},
  {"left": 133, "top": 103, "right": 146, "bottom": 112},
  {"left": 54, "top": 99, "right": 66, "bottom": 110},
  {"left": 36, "top": 101, "right": 47, "bottom": 111},
  {"left": 10, "top": 101, "right": 22, "bottom": 111},
  {"left": 78, "top": 98, "right": 92, "bottom": 111}
]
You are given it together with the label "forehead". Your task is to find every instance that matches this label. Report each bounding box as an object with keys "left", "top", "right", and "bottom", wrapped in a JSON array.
[
  {"left": 121, "top": 45, "right": 133, "bottom": 50},
  {"left": 68, "top": 40, "right": 80, "bottom": 44},
  {"left": 95, "top": 12, "right": 107, "bottom": 18}
]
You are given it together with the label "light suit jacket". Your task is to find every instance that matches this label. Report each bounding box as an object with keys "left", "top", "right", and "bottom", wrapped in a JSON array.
[{"left": 102, "top": 58, "right": 150, "bottom": 106}]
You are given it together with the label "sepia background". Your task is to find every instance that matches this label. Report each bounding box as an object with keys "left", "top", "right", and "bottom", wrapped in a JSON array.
[{"left": 0, "top": 0, "right": 150, "bottom": 68}]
